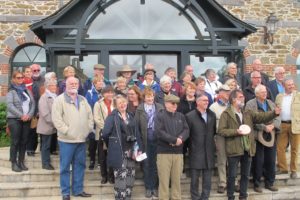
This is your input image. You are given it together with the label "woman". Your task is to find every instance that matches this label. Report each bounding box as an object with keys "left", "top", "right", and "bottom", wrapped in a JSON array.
[
  {"left": 114, "top": 76, "right": 128, "bottom": 96},
  {"left": 179, "top": 71, "right": 192, "bottom": 87},
  {"left": 116, "top": 65, "right": 137, "bottom": 88},
  {"left": 58, "top": 66, "right": 84, "bottom": 95},
  {"left": 139, "top": 69, "right": 160, "bottom": 93},
  {"left": 155, "top": 75, "right": 177, "bottom": 105},
  {"left": 127, "top": 85, "right": 143, "bottom": 114},
  {"left": 93, "top": 86, "right": 115, "bottom": 184},
  {"left": 225, "top": 78, "right": 238, "bottom": 90},
  {"left": 23, "top": 66, "right": 33, "bottom": 92},
  {"left": 102, "top": 95, "right": 143, "bottom": 200},
  {"left": 203, "top": 69, "right": 222, "bottom": 100},
  {"left": 36, "top": 79, "right": 57, "bottom": 170},
  {"left": 195, "top": 77, "right": 213, "bottom": 107},
  {"left": 135, "top": 88, "right": 164, "bottom": 198},
  {"left": 7, "top": 71, "right": 35, "bottom": 172}
]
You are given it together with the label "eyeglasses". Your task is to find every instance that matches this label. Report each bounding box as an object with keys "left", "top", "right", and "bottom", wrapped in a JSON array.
[
  {"left": 15, "top": 76, "right": 24, "bottom": 79},
  {"left": 170, "top": 102, "right": 178, "bottom": 105},
  {"left": 33, "top": 69, "right": 40, "bottom": 72}
]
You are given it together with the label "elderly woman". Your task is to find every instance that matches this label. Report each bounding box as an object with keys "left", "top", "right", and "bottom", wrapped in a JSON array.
[
  {"left": 155, "top": 75, "right": 177, "bottom": 105},
  {"left": 179, "top": 71, "right": 192, "bottom": 87},
  {"left": 36, "top": 79, "right": 57, "bottom": 170},
  {"left": 222, "top": 62, "right": 241, "bottom": 86},
  {"left": 135, "top": 88, "right": 164, "bottom": 198},
  {"left": 58, "top": 66, "right": 84, "bottom": 95},
  {"left": 225, "top": 78, "right": 239, "bottom": 91},
  {"left": 195, "top": 77, "right": 213, "bottom": 107},
  {"left": 127, "top": 85, "right": 143, "bottom": 114},
  {"left": 204, "top": 69, "right": 222, "bottom": 100},
  {"left": 7, "top": 71, "right": 35, "bottom": 172},
  {"left": 164, "top": 67, "right": 183, "bottom": 96},
  {"left": 93, "top": 86, "right": 115, "bottom": 184},
  {"left": 114, "top": 76, "right": 128, "bottom": 96},
  {"left": 116, "top": 65, "right": 137, "bottom": 87},
  {"left": 102, "top": 95, "right": 143, "bottom": 200},
  {"left": 139, "top": 69, "right": 160, "bottom": 93}
]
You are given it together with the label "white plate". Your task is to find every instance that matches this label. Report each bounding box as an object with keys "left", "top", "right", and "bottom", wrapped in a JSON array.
[
  {"left": 239, "top": 124, "right": 251, "bottom": 135},
  {"left": 136, "top": 153, "right": 147, "bottom": 162}
]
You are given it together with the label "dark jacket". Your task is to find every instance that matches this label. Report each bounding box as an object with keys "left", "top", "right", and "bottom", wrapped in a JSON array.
[
  {"left": 83, "top": 77, "right": 111, "bottom": 96},
  {"left": 242, "top": 72, "right": 269, "bottom": 90},
  {"left": 155, "top": 109, "right": 189, "bottom": 154},
  {"left": 243, "top": 85, "right": 274, "bottom": 103},
  {"left": 154, "top": 90, "right": 177, "bottom": 105},
  {"left": 186, "top": 109, "right": 216, "bottom": 169},
  {"left": 135, "top": 103, "right": 164, "bottom": 150},
  {"left": 267, "top": 79, "right": 281, "bottom": 100},
  {"left": 218, "top": 106, "right": 277, "bottom": 157},
  {"left": 32, "top": 75, "right": 45, "bottom": 115},
  {"left": 102, "top": 109, "right": 143, "bottom": 168},
  {"left": 177, "top": 96, "right": 196, "bottom": 115}
]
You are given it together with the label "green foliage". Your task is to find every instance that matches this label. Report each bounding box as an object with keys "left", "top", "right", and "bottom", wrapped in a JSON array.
[{"left": 0, "top": 103, "right": 10, "bottom": 147}]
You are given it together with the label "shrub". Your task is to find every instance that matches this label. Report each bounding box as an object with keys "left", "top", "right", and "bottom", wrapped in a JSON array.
[{"left": 0, "top": 103, "right": 10, "bottom": 147}]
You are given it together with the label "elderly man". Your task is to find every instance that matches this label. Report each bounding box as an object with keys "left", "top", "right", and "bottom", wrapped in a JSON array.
[
  {"left": 245, "top": 84, "right": 280, "bottom": 193},
  {"left": 186, "top": 94, "right": 216, "bottom": 200},
  {"left": 209, "top": 85, "right": 232, "bottom": 193},
  {"left": 242, "top": 59, "right": 269, "bottom": 89},
  {"left": 164, "top": 67, "right": 183, "bottom": 96},
  {"left": 268, "top": 66, "right": 286, "bottom": 99},
  {"left": 275, "top": 78, "right": 300, "bottom": 179},
  {"left": 243, "top": 71, "right": 273, "bottom": 103},
  {"left": 185, "top": 65, "right": 196, "bottom": 82},
  {"left": 218, "top": 89, "right": 280, "bottom": 200},
  {"left": 222, "top": 62, "right": 241, "bottom": 86},
  {"left": 155, "top": 94, "right": 189, "bottom": 200},
  {"left": 204, "top": 69, "right": 222, "bottom": 100},
  {"left": 52, "top": 77, "right": 94, "bottom": 200},
  {"left": 155, "top": 75, "right": 178, "bottom": 105}
]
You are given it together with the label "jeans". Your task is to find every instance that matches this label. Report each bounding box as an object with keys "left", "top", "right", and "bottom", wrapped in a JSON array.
[
  {"left": 227, "top": 152, "right": 252, "bottom": 200},
  {"left": 253, "top": 141, "right": 276, "bottom": 187},
  {"left": 190, "top": 168, "right": 212, "bottom": 200},
  {"left": 7, "top": 119, "right": 30, "bottom": 163},
  {"left": 40, "top": 134, "right": 52, "bottom": 166},
  {"left": 58, "top": 141, "right": 86, "bottom": 196},
  {"left": 143, "top": 137, "right": 158, "bottom": 190}
]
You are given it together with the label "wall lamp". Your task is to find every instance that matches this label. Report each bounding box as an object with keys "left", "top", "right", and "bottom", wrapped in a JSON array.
[{"left": 263, "top": 13, "right": 279, "bottom": 45}]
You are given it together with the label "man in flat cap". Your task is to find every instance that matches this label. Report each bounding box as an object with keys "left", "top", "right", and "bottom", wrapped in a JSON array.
[
  {"left": 83, "top": 64, "right": 111, "bottom": 95},
  {"left": 155, "top": 94, "right": 190, "bottom": 200}
]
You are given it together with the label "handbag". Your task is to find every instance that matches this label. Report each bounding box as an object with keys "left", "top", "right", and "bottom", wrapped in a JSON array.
[{"left": 30, "top": 117, "right": 38, "bottom": 129}]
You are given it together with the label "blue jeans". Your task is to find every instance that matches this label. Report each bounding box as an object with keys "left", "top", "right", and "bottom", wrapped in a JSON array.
[
  {"left": 58, "top": 141, "right": 86, "bottom": 196},
  {"left": 227, "top": 152, "right": 252, "bottom": 200},
  {"left": 40, "top": 134, "right": 52, "bottom": 166},
  {"left": 143, "top": 136, "right": 158, "bottom": 190}
]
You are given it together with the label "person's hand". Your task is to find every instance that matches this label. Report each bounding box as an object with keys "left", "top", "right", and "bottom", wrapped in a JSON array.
[
  {"left": 265, "top": 124, "right": 274, "bottom": 133},
  {"left": 175, "top": 138, "right": 183, "bottom": 146},
  {"left": 237, "top": 129, "right": 243, "bottom": 135},
  {"left": 21, "top": 115, "right": 29, "bottom": 121},
  {"left": 275, "top": 107, "right": 281, "bottom": 115}
]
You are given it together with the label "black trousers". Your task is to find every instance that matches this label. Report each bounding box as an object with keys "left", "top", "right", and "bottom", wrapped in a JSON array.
[
  {"left": 50, "top": 133, "right": 57, "bottom": 153},
  {"left": 99, "top": 140, "right": 114, "bottom": 179},
  {"left": 7, "top": 119, "right": 30, "bottom": 163},
  {"left": 88, "top": 138, "right": 99, "bottom": 163},
  {"left": 26, "top": 128, "right": 38, "bottom": 153},
  {"left": 190, "top": 168, "right": 212, "bottom": 200},
  {"left": 253, "top": 141, "right": 276, "bottom": 187}
]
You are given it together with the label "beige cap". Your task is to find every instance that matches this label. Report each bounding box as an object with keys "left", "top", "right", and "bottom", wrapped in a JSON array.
[
  {"left": 164, "top": 94, "right": 180, "bottom": 103},
  {"left": 216, "top": 84, "right": 231, "bottom": 93},
  {"left": 258, "top": 130, "right": 275, "bottom": 147},
  {"left": 94, "top": 64, "right": 106, "bottom": 70}
]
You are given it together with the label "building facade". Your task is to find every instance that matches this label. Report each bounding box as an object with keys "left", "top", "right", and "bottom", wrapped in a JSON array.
[{"left": 0, "top": 0, "right": 299, "bottom": 102}]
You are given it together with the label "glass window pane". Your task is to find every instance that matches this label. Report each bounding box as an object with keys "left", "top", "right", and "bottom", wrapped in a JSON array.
[
  {"left": 86, "top": 0, "right": 203, "bottom": 40},
  {"left": 145, "top": 55, "right": 178, "bottom": 78},
  {"left": 190, "top": 55, "right": 227, "bottom": 80}
]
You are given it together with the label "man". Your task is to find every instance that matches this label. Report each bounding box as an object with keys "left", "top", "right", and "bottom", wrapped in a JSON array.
[
  {"left": 242, "top": 58, "right": 269, "bottom": 89},
  {"left": 209, "top": 85, "right": 231, "bottom": 193},
  {"left": 218, "top": 89, "right": 280, "bottom": 200},
  {"left": 83, "top": 64, "right": 111, "bottom": 95},
  {"left": 155, "top": 94, "right": 189, "bottom": 200},
  {"left": 27, "top": 63, "right": 45, "bottom": 156},
  {"left": 164, "top": 67, "right": 183, "bottom": 96},
  {"left": 222, "top": 62, "right": 241, "bottom": 86},
  {"left": 185, "top": 65, "right": 196, "bottom": 82},
  {"left": 275, "top": 78, "right": 300, "bottom": 179},
  {"left": 52, "top": 77, "right": 94, "bottom": 200},
  {"left": 245, "top": 84, "right": 280, "bottom": 193},
  {"left": 268, "top": 66, "right": 286, "bottom": 99},
  {"left": 243, "top": 71, "right": 273, "bottom": 103},
  {"left": 186, "top": 94, "right": 216, "bottom": 200}
]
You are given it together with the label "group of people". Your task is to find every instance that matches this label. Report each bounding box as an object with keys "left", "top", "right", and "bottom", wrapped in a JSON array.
[{"left": 6, "top": 59, "right": 300, "bottom": 200}]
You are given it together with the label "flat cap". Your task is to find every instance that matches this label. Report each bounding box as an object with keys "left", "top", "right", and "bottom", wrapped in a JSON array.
[
  {"left": 94, "top": 64, "right": 106, "bottom": 69},
  {"left": 164, "top": 94, "right": 180, "bottom": 103}
]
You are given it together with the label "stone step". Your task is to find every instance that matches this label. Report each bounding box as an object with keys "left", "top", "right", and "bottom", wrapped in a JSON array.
[{"left": 1, "top": 185, "right": 300, "bottom": 200}]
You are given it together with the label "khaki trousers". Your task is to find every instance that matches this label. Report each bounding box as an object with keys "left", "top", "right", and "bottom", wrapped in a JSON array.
[
  {"left": 157, "top": 154, "right": 183, "bottom": 200},
  {"left": 216, "top": 135, "right": 227, "bottom": 187},
  {"left": 277, "top": 123, "right": 300, "bottom": 172}
]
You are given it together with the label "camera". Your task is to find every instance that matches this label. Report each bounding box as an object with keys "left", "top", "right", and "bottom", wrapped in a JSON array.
[{"left": 126, "top": 135, "right": 137, "bottom": 142}]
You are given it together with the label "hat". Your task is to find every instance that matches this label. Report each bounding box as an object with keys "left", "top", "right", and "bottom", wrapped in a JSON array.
[
  {"left": 257, "top": 130, "right": 275, "bottom": 147},
  {"left": 144, "top": 69, "right": 156, "bottom": 76},
  {"left": 216, "top": 84, "right": 231, "bottom": 93},
  {"left": 116, "top": 65, "right": 137, "bottom": 77},
  {"left": 164, "top": 94, "right": 180, "bottom": 103},
  {"left": 94, "top": 64, "right": 106, "bottom": 70}
]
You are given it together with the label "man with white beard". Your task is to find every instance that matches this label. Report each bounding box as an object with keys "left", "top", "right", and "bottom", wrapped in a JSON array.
[{"left": 52, "top": 77, "right": 94, "bottom": 200}]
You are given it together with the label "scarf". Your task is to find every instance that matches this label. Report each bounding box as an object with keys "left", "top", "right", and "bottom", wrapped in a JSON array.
[
  {"left": 144, "top": 104, "right": 155, "bottom": 130},
  {"left": 45, "top": 89, "right": 57, "bottom": 99},
  {"left": 11, "top": 84, "right": 28, "bottom": 102},
  {"left": 104, "top": 99, "right": 112, "bottom": 115},
  {"left": 23, "top": 77, "right": 33, "bottom": 92}
]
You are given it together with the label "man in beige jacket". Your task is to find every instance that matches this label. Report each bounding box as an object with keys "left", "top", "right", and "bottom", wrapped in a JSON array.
[
  {"left": 52, "top": 77, "right": 94, "bottom": 200},
  {"left": 275, "top": 78, "right": 300, "bottom": 179}
]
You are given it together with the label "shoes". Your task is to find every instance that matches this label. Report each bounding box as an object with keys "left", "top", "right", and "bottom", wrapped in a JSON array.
[
  {"left": 101, "top": 177, "right": 107, "bottom": 184},
  {"left": 254, "top": 186, "right": 263, "bottom": 193},
  {"left": 276, "top": 170, "right": 288, "bottom": 175},
  {"left": 239, "top": 198, "right": 247, "bottom": 200},
  {"left": 27, "top": 152, "right": 35, "bottom": 157},
  {"left": 217, "top": 186, "right": 225, "bottom": 194},
  {"left": 145, "top": 189, "right": 152, "bottom": 198},
  {"left": 152, "top": 189, "right": 158, "bottom": 197},
  {"left": 19, "top": 162, "right": 28, "bottom": 171},
  {"left": 290, "top": 172, "right": 298, "bottom": 179},
  {"left": 74, "top": 192, "right": 92, "bottom": 197},
  {"left": 108, "top": 177, "right": 115, "bottom": 184},
  {"left": 62, "top": 195, "right": 70, "bottom": 200},
  {"left": 235, "top": 184, "right": 240, "bottom": 192},
  {"left": 265, "top": 185, "right": 278, "bottom": 191},
  {"left": 42, "top": 164, "right": 55, "bottom": 170},
  {"left": 51, "top": 152, "right": 58, "bottom": 155},
  {"left": 12, "top": 162, "right": 22, "bottom": 172},
  {"left": 88, "top": 161, "right": 95, "bottom": 170}
]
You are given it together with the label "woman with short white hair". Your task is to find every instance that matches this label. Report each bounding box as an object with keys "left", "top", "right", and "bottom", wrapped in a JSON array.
[{"left": 154, "top": 75, "right": 177, "bottom": 105}]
